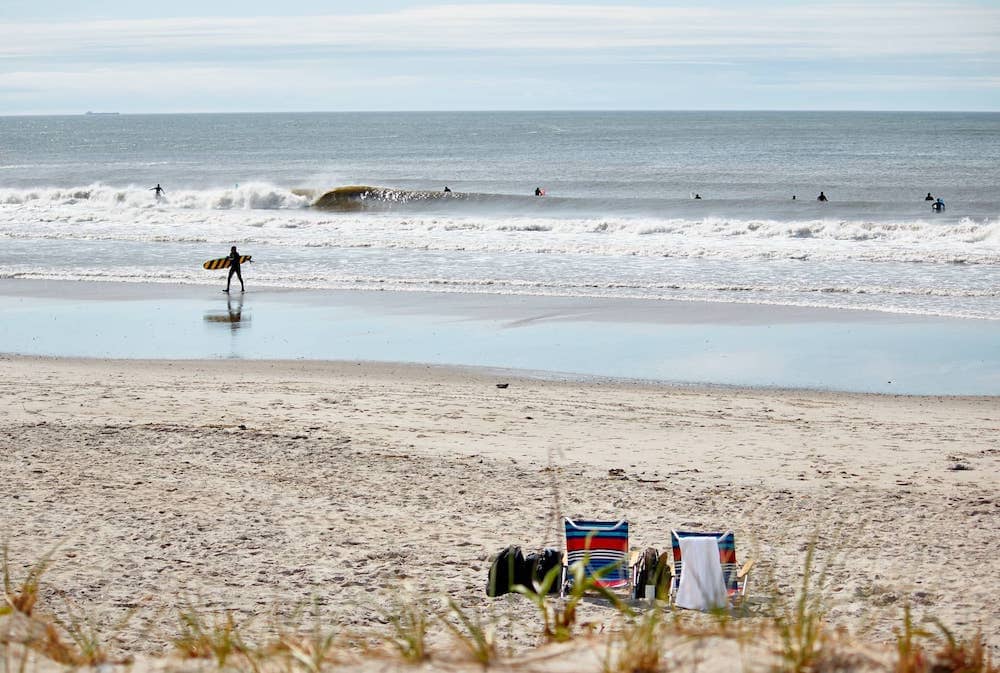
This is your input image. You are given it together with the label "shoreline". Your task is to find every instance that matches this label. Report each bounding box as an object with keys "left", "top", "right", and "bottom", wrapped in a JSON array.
[
  {"left": 3, "top": 279, "right": 998, "bottom": 396},
  {"left": 0, "top": 277, "right": 965, "bottom": 324},
  {"left": 4, "top": 352, "right": 998, "bottom": 402}
]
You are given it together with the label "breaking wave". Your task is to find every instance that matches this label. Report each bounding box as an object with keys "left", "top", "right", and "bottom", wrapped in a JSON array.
[{"left": 0, "top": 183, "right": 310, "bottom": 210}]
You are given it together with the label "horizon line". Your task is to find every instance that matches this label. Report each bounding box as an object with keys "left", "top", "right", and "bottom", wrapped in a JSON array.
[{"left": 3, "top": 108, "right": 1000, "bottom": 118}]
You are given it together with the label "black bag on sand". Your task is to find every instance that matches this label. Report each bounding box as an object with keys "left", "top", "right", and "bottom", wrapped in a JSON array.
[
  {"left": 517, "top": 550, "right": 537, "bottom": 589},
  {"left": 530, "top": 547, "right": 562, "bottom": 594},
  {"left": 487, "top": 545, "right": 524, "bottom": 597},
  {"left": 632, "top": 547, "right": 661, "bottom": 599}
]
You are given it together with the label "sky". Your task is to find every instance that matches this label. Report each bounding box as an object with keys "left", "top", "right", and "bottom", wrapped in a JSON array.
[{"left": 1, "top": 1, "right": 998, "bottom": 114}]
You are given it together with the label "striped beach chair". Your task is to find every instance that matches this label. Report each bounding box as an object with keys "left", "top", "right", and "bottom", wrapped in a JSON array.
[
  {"left": 669, "top": 530, "right": 753, "bottom": 606},
  {"left": 563, "top": 518, "right": 631, "bottom": 594}
]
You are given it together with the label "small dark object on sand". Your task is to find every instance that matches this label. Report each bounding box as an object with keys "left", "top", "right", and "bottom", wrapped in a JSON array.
[
  {"left": 948, "top": 462, "right": 973, "bottom": 471},
  {"left": 496, "top": 383, "right": 509, "bottom": 389}
]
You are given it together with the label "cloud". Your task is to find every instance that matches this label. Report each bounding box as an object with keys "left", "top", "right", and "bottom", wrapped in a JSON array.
[
  {"left": 779, "top": 74, "right": 1000, "bottom": 93},
  {"left": 0, "top": 66, "right": 425, "bottom": 98},
  {"left": 1, "top": 2, "right": 996, "bottom": 112},
  {"left": 1, "top": 2, "right": 998, "bottom": 62}
]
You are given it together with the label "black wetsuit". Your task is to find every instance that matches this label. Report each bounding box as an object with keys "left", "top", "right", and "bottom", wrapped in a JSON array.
[{"left": 226, "top": 250, "right": 244, "bottom": 291}]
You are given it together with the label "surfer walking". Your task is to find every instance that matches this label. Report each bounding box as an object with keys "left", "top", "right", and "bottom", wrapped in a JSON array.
[
  {"left": 150, "top": 184, "right": 165, "bottom": 201},
  {"left": 224, "top": 245, "right": 245, "bottom": 293}
]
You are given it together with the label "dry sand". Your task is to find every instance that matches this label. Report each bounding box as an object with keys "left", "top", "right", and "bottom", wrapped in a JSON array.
[{"left": 1, "top": 355, "right": 997, "bottom": 669}]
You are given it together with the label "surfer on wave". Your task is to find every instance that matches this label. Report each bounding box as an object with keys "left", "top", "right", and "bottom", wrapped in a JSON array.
[
  {"left": 150, "top": 184, "right": 165, "bottom": 201},
  {"left": 224, "top": 246, "right": 245, "bottom": 293}
]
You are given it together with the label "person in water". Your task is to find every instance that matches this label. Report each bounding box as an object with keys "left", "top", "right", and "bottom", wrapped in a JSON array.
[
  {"left": 817, "top": 191, "right": 828, "bottom": 202},
  {"left": 932, "top": 198, "right": 946, "bottom": 212},
  {"left": 224, "top": 245, "right": 245, "bottom": 293},
  {"left": 150, "top": 184, "right": 165, "bottom": 200},
  {"left": 443, "top": 186, "right": 451, "bottom": 193},
  {"left": 693, "top": 193, "right": 702, "bottom": 199},
  {"left": 535, "top": 187, "right": 545, "bottom": 196},
  {"left": 925, "top": 192, "right": 934, "bottom": 201}
]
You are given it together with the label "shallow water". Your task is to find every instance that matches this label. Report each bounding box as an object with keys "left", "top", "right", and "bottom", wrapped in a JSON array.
[{"left": 2, "top": 281, "right": 996, "bottom": 395}]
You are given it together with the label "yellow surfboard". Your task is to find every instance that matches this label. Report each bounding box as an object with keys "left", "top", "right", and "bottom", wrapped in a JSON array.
[{"left": 202, "top": 255, "right": 252, "bottom": 270}]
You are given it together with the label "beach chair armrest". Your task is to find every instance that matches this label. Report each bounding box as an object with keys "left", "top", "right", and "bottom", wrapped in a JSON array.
[{"left": 737, "top": 558, "right": 755, "bottom": 579}]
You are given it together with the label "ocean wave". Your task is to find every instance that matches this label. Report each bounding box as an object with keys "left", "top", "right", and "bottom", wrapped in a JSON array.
[
  {"left": 0, "top": 183, "right": 309, "bottom": 210},
  {"left": 2, "top": 186, "right": 999, "bottom": 266}
]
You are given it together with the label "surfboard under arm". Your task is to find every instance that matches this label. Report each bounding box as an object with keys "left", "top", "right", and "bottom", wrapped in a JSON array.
[{"left": 202, "top": 255, "right": 252, "bottom": 270}]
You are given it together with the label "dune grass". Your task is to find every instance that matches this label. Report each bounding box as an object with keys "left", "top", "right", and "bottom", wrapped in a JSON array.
[
  {"left": 384, "top": 596, "right": 430, "bottom": 663},
  {"left": 1, "top": 544, "right": 55, "bottom": 618},
  {"left": 0, "top": 542, "right": 995, "bottom": 673}
]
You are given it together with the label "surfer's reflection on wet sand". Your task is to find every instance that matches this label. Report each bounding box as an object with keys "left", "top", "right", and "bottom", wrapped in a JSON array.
[{"left": 203, "top": 294, "right": 249, "bottom": 332}]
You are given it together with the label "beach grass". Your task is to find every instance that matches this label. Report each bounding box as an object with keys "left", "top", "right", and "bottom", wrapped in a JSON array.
[
  {"left": 1, "top": 544, "right": 55, "bottom": 619},
  {"left": 0, "top": 542, "right": 995, "bottom": 673},
  {"left": 384, "top": 596, "right": 430, "bottom": 663},
  {"left": 438, "top": 597, "right": 497, "bottom": 666}
]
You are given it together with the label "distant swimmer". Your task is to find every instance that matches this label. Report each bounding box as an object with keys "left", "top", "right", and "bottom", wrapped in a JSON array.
[
  {"left": 817, "top": 191, "right": 828, "bottom": 202},
  {"left": 535, "top": 187, "right": 545, "bottom": 196},
  {"left": 925, "top": 192, "right": 934, "bottom": 201},
  {"left": 792, "top": 195, "right": 797, "bottom": 200},
  {"left": 693, "top": 193, "right": 702, "bottom": 200},
  {"left": 932, "top": 198, "right": 946, "bottom": 212},
  {"left": 150, "top": 184, "right": 165, "bottom": 200},
  {"left": 443, "top": 186, "right": 452, "bottom": 193},
  {"left": 224, "top": 245, "right": 245, "bottom": 293}
]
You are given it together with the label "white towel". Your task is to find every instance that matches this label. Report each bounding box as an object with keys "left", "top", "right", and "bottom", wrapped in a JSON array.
[{"left": 675, "top": 536, "right": 728, "bottom": 611}]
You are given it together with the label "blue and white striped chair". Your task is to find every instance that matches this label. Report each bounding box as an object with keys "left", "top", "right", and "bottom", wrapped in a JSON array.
[
  {"left": 669, "top": 529, "right": 754, "bottom": 607},
  {"left": 563, "top": 518, "right": 631, "bottom": 594}
]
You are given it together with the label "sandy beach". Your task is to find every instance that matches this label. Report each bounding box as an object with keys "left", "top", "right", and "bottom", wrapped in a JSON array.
[{"left": 2, "top": 354, "right": 997, "bottom": 670}]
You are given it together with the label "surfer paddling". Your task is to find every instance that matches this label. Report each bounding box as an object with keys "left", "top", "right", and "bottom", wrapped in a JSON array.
[
  {"left": 150, "top": 184, "right": 165, "bottom": 201},
  {"left": 224, "top": 246, "right": 245, "bottom": 293}
]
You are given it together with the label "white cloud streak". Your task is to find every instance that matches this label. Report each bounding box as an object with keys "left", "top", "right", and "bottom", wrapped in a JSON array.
[
  {"left": 1, "top": 2, "right": 998, "bottom": 61},
  {"left": 0, "top": 66, "right": 425, "bottom": 98}
]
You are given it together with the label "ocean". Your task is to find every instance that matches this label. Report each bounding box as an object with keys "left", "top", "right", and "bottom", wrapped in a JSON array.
[{"left": 1, "top": 111, "right": 998, "bottom": 320}]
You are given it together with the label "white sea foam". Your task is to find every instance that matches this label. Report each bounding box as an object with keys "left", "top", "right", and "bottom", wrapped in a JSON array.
[
  {"left": 2, "top": 185, "right": 999, "bottom": 265},
  {"left": 0, "top": 183, "right": 309, "bottom": 210}
]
